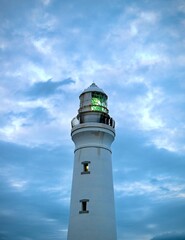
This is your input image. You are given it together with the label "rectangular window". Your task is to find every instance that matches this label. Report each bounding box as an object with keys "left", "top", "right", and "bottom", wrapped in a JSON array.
[
  {"left": 82, "top": 201, "right": 87, "bottom": 211},
  {"left": 81, "top": 161, "right": 90, "bottom": 174},
  {"left": 79, "top": 199, "right": 89, "bottom": 214}
]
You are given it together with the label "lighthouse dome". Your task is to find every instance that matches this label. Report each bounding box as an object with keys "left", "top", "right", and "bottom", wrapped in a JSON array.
[{"left": 80, "top": 83, "right": 107, "bottom": 97}]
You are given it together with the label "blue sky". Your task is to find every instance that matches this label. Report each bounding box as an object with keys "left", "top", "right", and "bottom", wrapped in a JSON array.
[{"left": 0, "top": 0, "right": 185, "bottom": 239}]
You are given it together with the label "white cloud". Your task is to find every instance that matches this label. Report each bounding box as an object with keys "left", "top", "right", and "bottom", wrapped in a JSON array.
[
  {"left": 0, "top": 90, "right": 76, "bottom": 146},
  {"left": 0, "top": 116, "right": 72, "bottom": 147},
  {"left": 32, "top": 37, "right": 54, "bottom": 55},
  {"left": 30, "top": 9, "right": 58, "bottom": 31},
  {"left": 115, "top": 176, "right": 185, "bottom": 200},
  {"left": 114, "top": 85, "right": 165, "bottom": 131},
  {"left": 105, "top": 7, "right": 159, "bottom": 45},
  {"left": 9, "top": 179, "right": 28, "bottom": 191},
  {"left": 0, "top": 1, "right": 184, "bottom": 240},
  {"left": 147, "top": 224, "right": 157, "bottom": 229},
  {"left": 0, "top": 166, "right": 29, "bottom": 192},
  {"left": 41, "top": 172, "right": 71, "bottom": 205},
  {"left": 178, "top": 1, "right": 185, "bottom": 13},
  {"left": 151, "top": 127, "right": 185, "bottom": 153},
  {"left": 134, "top": 51, "right": 169, "bottom": 67},
  {"left": 41, "top": 0, "right": 52, "bottom": 6},
  {"left": 23, "top": 62, "right": 52, "bottom": 84},
  {"left": 137, "top": 89, "right": 165, "bottom": 130},
  {"left": 0, "top": 38, "right": 8, "bottom": 50},
  {"left": 115, "top": 181, "right": 158, "bottom": 196}
]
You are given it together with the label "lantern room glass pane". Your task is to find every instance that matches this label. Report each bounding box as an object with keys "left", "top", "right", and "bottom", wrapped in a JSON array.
[{"left": 91, "top": 92, "right": 108, "bottom": 113}]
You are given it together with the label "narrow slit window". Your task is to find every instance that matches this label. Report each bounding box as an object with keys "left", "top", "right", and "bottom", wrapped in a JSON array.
[
  {"left": 79, "top": 199, "right": 89, "bottom": 214},
  {"left": 84, "top": 163, "right": 89, "bottom": 172},
  {"left": 82, "top": 201, "right": 87, "bottom": 211},
  {"left": 81, "top": 161, "right": 90, "bottom": 174}
]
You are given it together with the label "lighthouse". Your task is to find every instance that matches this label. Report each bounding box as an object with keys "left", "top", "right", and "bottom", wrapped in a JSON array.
[{"left": 67, "top": 83, "right": 116, "bottom": 240}]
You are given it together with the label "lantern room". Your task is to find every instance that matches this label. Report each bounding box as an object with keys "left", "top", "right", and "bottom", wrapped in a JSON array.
[
  {"left": 71, "top": 83, "right": 115, "bottom": 128},
  {"left": 79, "top": 83, "right": 108, "bottom": 114}
]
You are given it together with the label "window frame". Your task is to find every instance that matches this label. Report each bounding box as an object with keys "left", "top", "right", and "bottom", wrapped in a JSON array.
[
  {"left": 81, "top": 161, "right": 90, "bottom": 174},
  {"left": 79, "top": 199, "right": 89, "bottom": 214}
]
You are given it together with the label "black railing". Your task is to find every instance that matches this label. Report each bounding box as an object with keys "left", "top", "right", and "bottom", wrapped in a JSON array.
[{"left": 71, "top": 114, "right": 115, "bottom": 128}]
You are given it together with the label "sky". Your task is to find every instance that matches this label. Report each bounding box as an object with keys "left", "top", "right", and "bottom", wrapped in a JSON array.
[{"left": 0, "top": 0, "right": 185, "bottom": 239}]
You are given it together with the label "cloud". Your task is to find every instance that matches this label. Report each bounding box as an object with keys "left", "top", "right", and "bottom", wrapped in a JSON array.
[
  {"left": 41, "top": 0, "right": 52, "bottom": 6},
  {"left": 1, "top": 0, "right": 185, "bottom": 240},
  {"left": 0, "top": 141, "right": 72, "bottom": 240},
  {"left": 151, "top": 232, "right": 185, "bottom": 240},
  {"left": 115, "top": 178, "right": 185, "bottom": 200},
  {"left": 0, "top": 76, "right": 77, "bottom": 146},
  {"left": 113, "top": 125, "right": 185, "bottom": 240},
  {"left": 26, "top": 78, "right": 75, "bottom": 98}
]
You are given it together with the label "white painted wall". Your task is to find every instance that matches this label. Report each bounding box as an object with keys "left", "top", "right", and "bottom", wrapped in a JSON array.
[{"left": 67, "top": 123, "right": 117, "bottom": 240}]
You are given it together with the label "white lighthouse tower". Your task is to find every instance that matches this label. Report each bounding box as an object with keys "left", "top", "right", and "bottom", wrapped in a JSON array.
[{"left": 67, "top": 83, "right": 116, "bottom": 240}]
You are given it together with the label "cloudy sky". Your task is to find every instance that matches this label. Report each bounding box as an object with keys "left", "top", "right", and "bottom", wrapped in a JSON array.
[{"left": 1, "top": 0, "right": 185, "bottom": 239}]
